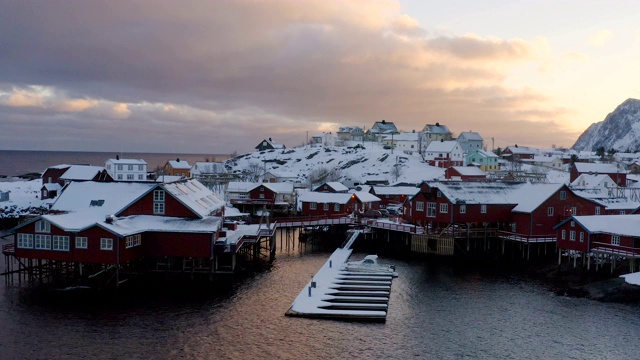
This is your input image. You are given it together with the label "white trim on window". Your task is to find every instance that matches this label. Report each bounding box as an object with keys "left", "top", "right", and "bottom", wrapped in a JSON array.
[
  {"left": 36, "top": 220, "right": 51, "bottom": 233},
  {"left": 481, "top": 204, "right": 487, "bottom": 214},
  {"left": 153, "top": 202, "right": 165, "bottom": 215},
  {"left": 416, "top": 201, "right": 424, "bottom": 211},
  {"left": 34, "top": 234, "right": 51, "bottom": 249},
  {"left": 75, "top": 236, "right": 88, "bottom": 249},
  {"left": 439, "top": 203, "right": 448, "bottom": 213},
  {"left": 52, "top": 235, "right": 70, "bottom": 251},
  {"left": 17, "top": 233, "right": 34, "bottom": 249},
  {"left": 310, "top": 202, "right": 317, "bottom": 210},
  {"left": 100, "top": 238, "right": 113, "bottom": 251}
]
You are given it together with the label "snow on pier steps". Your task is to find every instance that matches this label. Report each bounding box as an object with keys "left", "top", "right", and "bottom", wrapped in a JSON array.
[{"left": 285, "top": 232, "right": 396, "bottom": 322}]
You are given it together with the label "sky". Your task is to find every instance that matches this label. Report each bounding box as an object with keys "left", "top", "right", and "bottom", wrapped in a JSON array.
[{"left": 1, "top": 0, "right": 639, "bottom": 155}]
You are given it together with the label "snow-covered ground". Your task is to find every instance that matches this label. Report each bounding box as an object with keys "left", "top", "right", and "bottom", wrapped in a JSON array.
[{"left": 0, "top": 178, "right": 51, "bottom": 218}]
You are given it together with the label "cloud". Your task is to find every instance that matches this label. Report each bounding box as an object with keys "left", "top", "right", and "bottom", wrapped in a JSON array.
[
  {"left": 0, "top": 0, "right": 577, "bottom": 153},
  {"left": 564, "top": 52, "right": 590, "bottom": 62},
  {"left": 588, "top": 29, "right": 613, "bottom": 46}
]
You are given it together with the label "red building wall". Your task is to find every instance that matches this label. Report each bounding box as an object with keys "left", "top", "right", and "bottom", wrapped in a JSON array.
[
  {"left": 248, "top": 186, "right": 276, "bottom": 202},
  {"left": 555, "top": 220, "right": 590, "bottom": 252},
  {"left": 300, "top": 200, "right": 353, "bottom": 216},
  {"left": 143, "top": 232, "right": 212, "bottom": 258},
  {"left": 119, "top": 190, "right": 199, "bottom": 218}
]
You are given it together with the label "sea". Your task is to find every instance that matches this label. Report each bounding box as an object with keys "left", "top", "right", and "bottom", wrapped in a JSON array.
[
  {"left": 1, "top": 151, "right": 640, "bottom": 359},
  {"left": 0, "top": 150, "right": 232, "bottom": 178}
]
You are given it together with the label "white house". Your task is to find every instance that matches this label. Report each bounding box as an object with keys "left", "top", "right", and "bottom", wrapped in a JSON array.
[
  {"left": 457, "top": 131, "right": 483, "bottom": 153},
  {"left": 382, "top": 132, "right": 419, "bottom": 154},
  {"left": 310, "top": 132, "right": 337, "bottom": 147},
  {"left": 105, "top": 157, "right": 147, "bottom": 181},
  {"left": 337, "top": 126, "right": 365, "bottom": 143},
  {"left": 419, "top": 123, "right": 453, "bottom": 152},
  {"left": 191, "top": 162, "right": 226, "bottom": 177},
  {"left": 423, "top": 140, "right": 464, "bottom": 168}
]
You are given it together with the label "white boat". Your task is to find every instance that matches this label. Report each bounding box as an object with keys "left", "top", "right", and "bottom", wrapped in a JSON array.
[{"left": 343, "top": 255, "right": 398, "bottom": 277}]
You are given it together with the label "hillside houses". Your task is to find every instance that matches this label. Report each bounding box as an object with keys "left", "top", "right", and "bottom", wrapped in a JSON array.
[
  {"left": 226, "top": 181, "right": 295, "bottom": 217},
  {"left": 105, "top": 158, "right": 147, "bottom": 181},
  {"left": 366, "top": 120, "right": 398, "bottom": 142},
  {"left": 423, "top": 140, "right": 464, "bottom": 168},
  {"left": 457, "top": 131, "right": 483, "bottom": 153},
  {"left": 466, "top": 149, "right": 499, "bottom": 172},
  {"left": 570, "top": 162, "right": 626, "bottom": 185}
]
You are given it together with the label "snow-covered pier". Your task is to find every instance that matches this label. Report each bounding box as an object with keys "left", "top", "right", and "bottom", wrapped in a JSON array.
[{"left": 285, "top": 230, "right": 396, "bottom": 322}]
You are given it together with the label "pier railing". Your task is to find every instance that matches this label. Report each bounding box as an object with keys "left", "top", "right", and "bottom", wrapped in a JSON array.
[{"left": 496, "top": 231, "right": 556, "bottom": 243}]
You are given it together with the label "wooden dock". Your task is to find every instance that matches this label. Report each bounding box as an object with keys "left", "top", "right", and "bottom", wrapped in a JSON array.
[{"left": 285, "top": 230, "right": 396, "bottom": 322}]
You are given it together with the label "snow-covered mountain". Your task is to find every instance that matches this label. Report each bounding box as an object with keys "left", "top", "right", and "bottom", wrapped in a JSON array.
[
  {"left": 572, "top": 98, "right": 640, "bottom": 152},
  {"left": 225, "top": 143, "right": 444, "bottom": 186}
]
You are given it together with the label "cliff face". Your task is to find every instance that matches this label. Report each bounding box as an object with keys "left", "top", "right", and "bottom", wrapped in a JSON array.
[{"left": 572, "top": 98, "right": 640, "bottom": 152}]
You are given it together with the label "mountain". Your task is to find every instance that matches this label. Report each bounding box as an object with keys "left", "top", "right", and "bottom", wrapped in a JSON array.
[{"left": 572, "top": 98, "right": 640, "bottom": 152}]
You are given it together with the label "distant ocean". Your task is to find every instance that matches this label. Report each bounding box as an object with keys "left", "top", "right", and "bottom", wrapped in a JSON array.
[{"left": 0, "top": 150, "right": 232, "bottom": 177}]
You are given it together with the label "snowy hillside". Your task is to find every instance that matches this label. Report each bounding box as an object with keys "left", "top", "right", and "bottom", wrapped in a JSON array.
[
  {"left": 573, "top": 98, "right": 640, "bottom": 152},
  {"left": 225, "top": 142, "right": 445, "bottom": 186}
]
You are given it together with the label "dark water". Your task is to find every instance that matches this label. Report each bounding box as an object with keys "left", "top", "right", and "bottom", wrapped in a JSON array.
[
  {"left": 1, "top": 236, "right": 639, "bottom": 360},
  {"left": 0, "top": 150, "right": 232, "bottom": 177}
]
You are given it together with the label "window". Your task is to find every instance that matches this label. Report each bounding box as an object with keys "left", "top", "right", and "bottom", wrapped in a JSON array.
[
  {"left": 310, "top": 202, "right": 317, "bottom": 210},
  {"left": 547, "top": 207, "right": 554, "bottom": 216},
  {"left": 323, "top": 203, "right": 329, "bottom": 211},
  {"left": 125, "top": 234, "right": 141, "bottom": 248},
  {"left": 138, "top": 165, "right": 144, "bottom": 171},
  {"left": 579, "top": 232, "right": 584, "bottom": 243},
  {"left": 595, "top": 206, "right": 601, "bottom": 215},
  {"left": 334, "top": 203, "right": 340, "bottom": 212},
  {"left": 259, "top": 194, "right": 265, "bottom": 199},
  {"left": 52, "top": 236, "right": 70, "bottom": 251},
  {"left": 154, "top": 190, "right": 165, "bottom": 202},
  {"left": 440, "top": 203, "right": 448, "bottom": 213},
  {"left": 570, "top": 221, "right": 575, "bottom": 227},
  {"left": 612, "top": 235, "right": 620, "bottom": 246},
  {"left": 427, "top": 202, "right": 436, "bottom": 217},
  {"left": 153, "top": 202, "right": 165, "bottom": 215},
  {"left": 569, "top": 231, "right": 576, "bottom": 241},
  {"left": 260, "top": 187, "right": 264, "bottom": 192},
  {"left": 560, "top": 191, "right": 566, "bottom": 200},
  {"left": 416, "top": 201, "right": 424, "bottom": 211},
  {"left": 460, "top": 205, "right": 466, "bottom": 214},
  {"left": 561, "top": 229, "right": 566, "bottom": 240},
  {"left": 100, "top": 238, "right": 113, "bottom": 250},
  {"left": 128, "top": 165, "right": 133, "bottom": 171},
  {"left": 481, "top": 204, "right": 487, "bottom": 214},
  {"left": 76, "top": 237, "right": 88, "bottom": 249},
  {"left": 571, "top": 207, "right": 577, "bottom": 215},
  {"left": 138, "top": 174, "right": 144, "bottom": 180},
  {"left": 17, "top": 233, "right": 33, "bottom": 249},
  {"left": 36, "top": 220, "right": 51, "bottom": 233},
  {"left": 127, "top": 174, "right": 134, "bottom": 180},
  {"left": 437, "top": 191, "right": 441, "bottom": 198},
  {"left": 107, "top": 165, "right": 111, "bottom": 170},
  {"left": 34, "top": 234, "right": 51, "bottom": 249},
  {"left": 620, "top": 210, "right": 626, "bottom": 215},
  {"left": 117, "top": 164, "right": 123, "bottom": 170},
  {"left": 117, "top": 174, "right": 123, "bottom": 180}
]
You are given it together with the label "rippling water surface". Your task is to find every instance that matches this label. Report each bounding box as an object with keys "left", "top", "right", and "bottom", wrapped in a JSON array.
[{"left": 1, "top": 238, "right": 639, "bottom": 359}]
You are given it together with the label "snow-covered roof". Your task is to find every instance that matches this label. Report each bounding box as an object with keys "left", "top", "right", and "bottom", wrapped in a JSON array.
[
  {"left": 100, "top": 215, "right": 221, "bottom": 237},
  {"left": 299, "top": 192, "right": 353, "bottom": 204},
  {"left": 313, "top": 182, "right": 349, "bottom": 192},
  {"left": 505, "top": 146, "right": 535, "bottom": 154},
  {"left": 569, "top": 215, "right": 640, "bottom": 237},
  {"left": 162, "top": 179, "right": 225, "bottom": 218},
  {"left": 59, "top": 165, "right": 106, "bottom": 181},
  {"left": 371, "top": 121, "right": 397, "bottom": 133},
  {"left": 448, "top": 166, "right": 486, "bottom": 176},
  {"left": 337, "top": 126, "right": 363, "bottom": 134},
  {"left": 42, "top": 183, "right": 62, "bottom": 191},
  {"left": 423, "top": 124, "right": 451, "bottom": 134},
  {"left": 264, "top": 170, "right": 297, "bottom": 179},
  {"left": 426, "top": 181, "right": 564, "bottom": 213},
  {"left": 227, "top": 182, "right": 257, "bottom": 193},
  {"left": 47, "top": 164, "right": 72, "bottom": 170},
  {"left": 261, "top": 182, "right": 294, "bottom": 194},
  {"left": 192, "top": 161, "right": 226, "bottom": 174},
  {"left": 570, "top": 188, "right": 640, "bottom": 210},
  {"left": 352, "top": 191, "right": 380, "bottom": 203},
  {"left": 526, "top": 155, "right": 561, "bottom": 164},
  {"left": 156, "top": 175, "right": 183, "bottom": 183},
  {"left": 425, "top": 140, "right": 460, "bottom": 152},
  {"left": 106, "top": 158, "right": 147, "bottom": 165},
  {"left": 168, "top": 160, "right": 191, "bottom": 169},
  {"left": 458, "top": 131, "right": 483, "bottom": 141},
  {"left": 371, "top": 186, "right": 419, "bottom": 196},
  {"left": 468, "top": 149, "right": 498, "bottom": 158},
  {"left": 570, "top": 174, "right": 615, "bottom": 188},
  {"left": 573, "top": 162, "right": 625, "bottom": 174}
]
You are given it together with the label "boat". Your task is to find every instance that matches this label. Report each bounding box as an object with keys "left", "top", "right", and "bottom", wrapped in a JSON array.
[{"left": 342, "top": 255, "right": 398, "bottom": 277}]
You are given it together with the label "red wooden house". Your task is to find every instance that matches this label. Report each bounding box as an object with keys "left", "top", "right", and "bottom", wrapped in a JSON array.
[
  {"left": 502, "top": 145, "right": 535, "bottom": 161},
  {"left": 369, "top": 186, "right": 419, "bottom": 209},
  {"left": 444, "top": 166, "right": 487, "bottom": 181},
  {"left": 299, "top": 192, "right": 357, "bottom": 216},
  {"left": 227, "top": 182, "right": 294, "bottom": 217},
  {"left": 10, "top": 179, "right": 226, "bottom": 266},
  {"left": 570, "top": 162, "right": 626, "bottom": 185},
  {"left": 555, "top": 214, "right": 640, "bottom": 262},
  {"left": 313, "top": 182, "right": 349, "bottom": 193}
]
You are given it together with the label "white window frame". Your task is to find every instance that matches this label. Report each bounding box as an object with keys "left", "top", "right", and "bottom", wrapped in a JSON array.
[
  {"left": 427, "top": 202, "right": 436, "bottom": 217},
  {"left": 127, "top": 174, "right": 134, "bottom": 180},
  {"left": 595, "top": 206, "right": 601, "bottom": 215},
  {"left": 75, "top": 236, "right": 88, "bottom": 249},
  {"left": 323, "top": 203, "right": 329, "bottom": 211},
  {"left": 153, "top": 202, "right": 165, "bottom": 215},
  {"left": 416, "top": 201, "right": 424, "bottom": 211},
  {"left": 52, "top": 235, "right": 70, "bottom": 251},
  {"left": 100, "top": 238, "right": 114, "bottom": 251},
  {"left": 34, "top": 234, "right": 51, "bottom": 249},
  {"left": 460, "top": 204, "right": 466, "bottom": 214},
  {"left": 481, "top": 204, "right": 487, "bottom": 214},
  {"left": 569, "top": 231, "right": 576, "bottom": 241},
  {"left": 138, "top": 174, "right": 144, "bottom": 180},
  {"left": 612, "top": 235, "right": 620, "bottom": 246},
  {"left": 36, "top": 220, "right": 51, "bottom": 233},
  {"left": 579, "top": 232, "right": 584, "bottom": 243},
  {"left": 154, "top": 190, "right": 165, "bottom": 202},
  {"left": 560, "top": 191, "right": 566, "bottom": 200},
  {"left": 117, "top": 174, "right": 123, "bottom": 180},
  {"left": 547, "top": 207, "right": 554, "bottom": 216},
  {"left": 334, "top": 203, "right": 340, "bottom": 212},
  {"left": 310, "top": 202, "right": 317, "bottom": 210},
  {"left": 125, "top": 234, "right": 142, "bottom": 248},
  {"left": 439, "top": 203, "right": 448, "bottom": 214},
  {"left": 571, "top": 206, "right": 577, "bottom": 215},
  {"left": 561, "top": 229, "right": 566, "bottom": 240},
  {"left": 17, "top": 233, "right": 34, "bottom": 249}
]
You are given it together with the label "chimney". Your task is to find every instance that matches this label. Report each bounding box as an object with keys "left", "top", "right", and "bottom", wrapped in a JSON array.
[
  {"left": 116, "top": 155, "right": 120, "bottom": 160},
  {"left": 105, "top": 215, "right": 115, "bottom": 224},
  {"left": 176, "top": 158, "right": 180, "bottom": 162}
]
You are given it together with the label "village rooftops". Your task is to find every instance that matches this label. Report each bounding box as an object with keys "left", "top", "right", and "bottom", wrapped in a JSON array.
[
  {"left": 422, "top": 123, "right": 451, "bottom": 134},
  {"left": 299, "top": 192, "right": 355, "bottom": 204},
  {"left": 556, "top": 214, "right": 640, "bottom": 238},
  {"left": 458, "top": 131, "right": 483, "bottom": 141},
  {"left": 100, "top": 215, "right": 222, "bottom": 237},
  {"left": 424, "top": 140, "right": 460, "bottom": 152},
  {"left": 59, "top": 165, "right": 107, "bottom": 181},
  {"left": 168, "top": 159, "right": 191, "bottom": 170},
  {"left": 313, "top": 182, "right": 349, "bottom": 192},
  {"left": 107, "top": 158, "right": 147, "bottom": 165},
  {"left": 371, "top": 186, "right": 419, "bottom": 196},
  {"left": 573, "top": 162, "right": 625, "bottom": 174},
  {"left": 163, "top": 179, "right": 225, "bottom": 218},
  {"left": 446, "top": 166, "right": 486, "bottom": 177}
]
